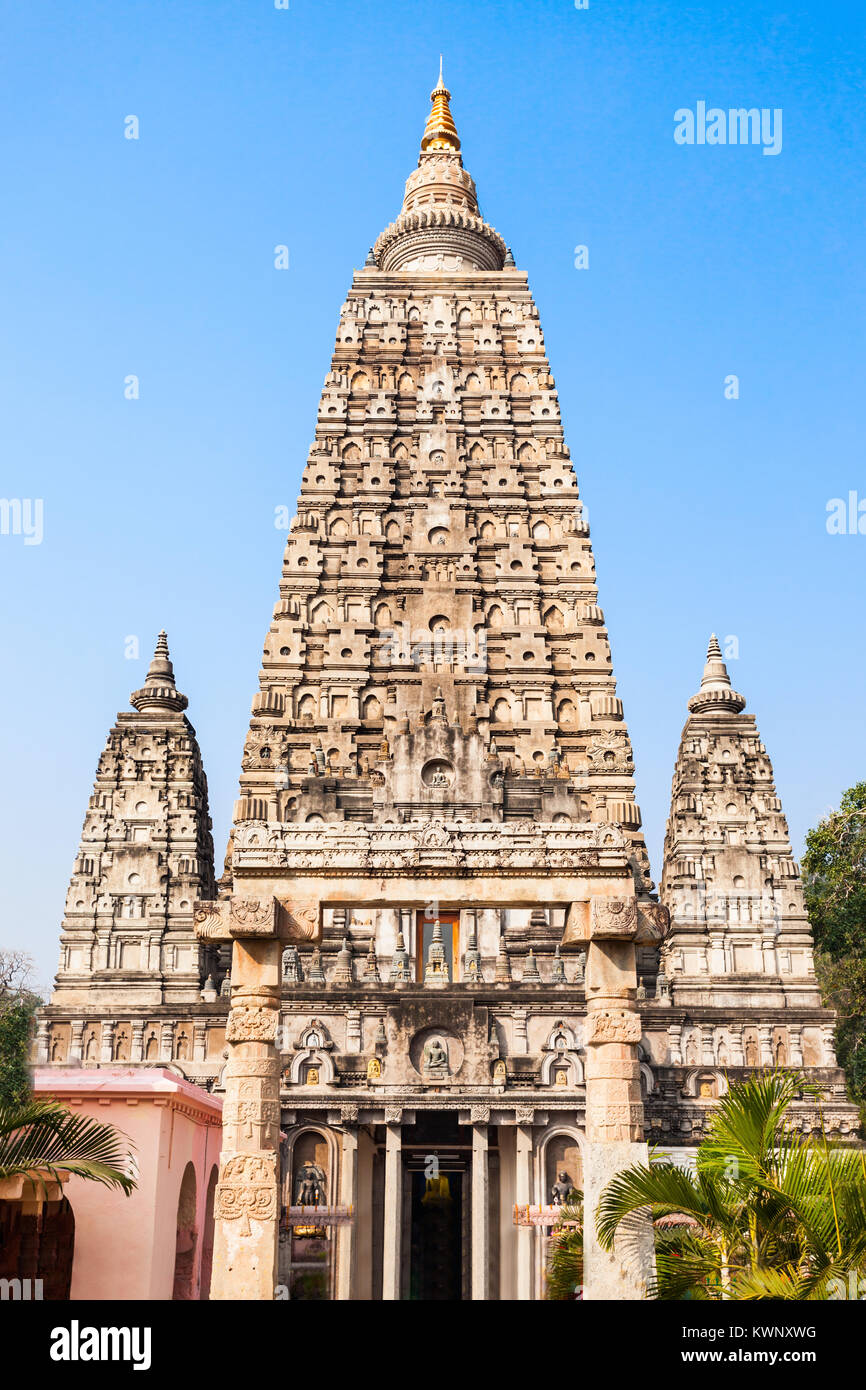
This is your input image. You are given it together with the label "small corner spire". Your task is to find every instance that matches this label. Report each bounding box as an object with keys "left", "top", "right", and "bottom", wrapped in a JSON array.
[
  {"left": 687, "top": 631, "right": 746, "bottom": 716},
  {"left": 130, "top": 630, "right": 189, "bottom": 714}
]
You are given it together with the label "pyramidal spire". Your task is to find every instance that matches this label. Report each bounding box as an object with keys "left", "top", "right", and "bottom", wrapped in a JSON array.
[
  {"left": 687, "top": 633, "right": 746, "bottom": 715},
  {"left": 373, "top": 65, "right": 505, "bottom": 272},
  {"left": 130, "top": 630, "right": 189, "bottom": 713},
  {"left": 421, "top": 56, "right": 461, "bottom": 152}
]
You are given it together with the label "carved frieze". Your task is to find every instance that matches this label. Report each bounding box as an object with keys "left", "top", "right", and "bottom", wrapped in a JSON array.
[{"left": 585, "top": 1009, "right": 643, "bottom": 1045}]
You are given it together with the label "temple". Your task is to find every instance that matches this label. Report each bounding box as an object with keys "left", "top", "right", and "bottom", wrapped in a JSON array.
[{"left": 39, "top": 68, "right": 856, "bottom": 1300}]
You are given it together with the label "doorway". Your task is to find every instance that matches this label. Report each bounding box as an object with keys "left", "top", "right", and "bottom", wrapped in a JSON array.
[{"left": 401, "top": 1112, "right": 470, "bottom": 1300}]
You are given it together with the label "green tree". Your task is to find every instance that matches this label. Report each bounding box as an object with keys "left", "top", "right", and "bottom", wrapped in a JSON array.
[
  {"left": 0, "top": 950, "right": 41, "bottom": 1106},
  {"left": 802, "top": 782, "right": 866, "bottom": 1122},
  {"left": 596, "top": 1072, "right": 866, "bottom": 1300},
  {"left": 0, "top": 1098, "right": 136, "bottom": 1195}
]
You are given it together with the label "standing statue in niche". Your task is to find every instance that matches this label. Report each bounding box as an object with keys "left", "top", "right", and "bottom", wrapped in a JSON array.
[
  {"left": 294, "top": 1161, "right": 327, "bottom": 1207},
  {"left": 551, "top": 1171, "right": 576, "bottom": 1206},
  {"left": 422, "top": 1037, "right": 450, "bottom": 1076}
]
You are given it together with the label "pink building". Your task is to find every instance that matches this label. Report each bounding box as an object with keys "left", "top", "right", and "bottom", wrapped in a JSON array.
[{"left": 31, "top": 1067, "right": 222, "bottom": 1300}]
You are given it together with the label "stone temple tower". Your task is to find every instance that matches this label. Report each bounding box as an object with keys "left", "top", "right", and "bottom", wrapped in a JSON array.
[
  {"left": 39, "top": 635, "right": 219, "bottom": 1069},
  {"left": 656, "top": 636, "right": 848, "bottom": 1081},
  {"left": 40, "top": 71, "right": 856, "bottom": 1302}
]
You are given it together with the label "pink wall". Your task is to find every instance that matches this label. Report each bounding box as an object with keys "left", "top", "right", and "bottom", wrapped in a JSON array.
[{"left": 33, "top": 1068, "right": 222, "bottom": 1301}]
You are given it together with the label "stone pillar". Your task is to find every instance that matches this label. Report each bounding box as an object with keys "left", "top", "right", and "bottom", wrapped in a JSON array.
[
  {"left": 193, "top": 1021, "right": 207, "bottom": 1062},
  {"left": 195, "top": 893, "right": 321, "bottom": 1302},
  {"left": 210, "top": 933, "right": 281, "bottom": 1301},
  {"left": 100, "top": 1019, "right": 115, "bottom": 1063},
  {"left": 822, "top": 1024, "right": 837, "bottom": 1066},
  {"left": 789, "top": 1026, "right": 803, "bottom": 1068},
  {"left": 69, "top": 1020, "right": 84, "bottom": 1064},
  {"left": 382, "top": 1120, "right": 403, "bottom": 1301},
  {"left": 336, "top": 1126, "right": 358, "bottom": 1301},
  {"left": 515, "top": 1121, "right": 534, "bottom": 1301},
  {"left": 758, "top": 1025, "right": 774, "bottom": 1067},
  {"left": 34, "top": 1020, "right": 50, "bottom": 1065},
  {"left": 131, "top": 1021, "right": 144, "bottom": 1063},
  {"left": 701, "top": 1026, "right": 716, "bottom": 1066},
  {"left": 159, "top": 1021, "right": 174, "bottom": 1064},
  {"left": 581, "top": 896, "right": 660, "bottom": 1301},
  {"left": 471, "top": 1122, "right": 489, "bottom": 1301}
]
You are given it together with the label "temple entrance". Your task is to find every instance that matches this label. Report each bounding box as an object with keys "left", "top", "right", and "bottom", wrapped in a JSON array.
[{"left": 401, "top": 1113, "right": 471, "bottom": 1300}]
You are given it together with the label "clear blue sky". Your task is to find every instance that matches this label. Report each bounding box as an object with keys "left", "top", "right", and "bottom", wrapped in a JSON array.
[{"left": 1, "top": 0, "right": 864, "bottom": 990}]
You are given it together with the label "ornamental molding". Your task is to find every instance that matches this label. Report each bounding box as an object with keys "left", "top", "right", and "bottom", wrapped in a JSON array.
[{"left": 232, "top": 819, "right": 630, "bottom": 876}]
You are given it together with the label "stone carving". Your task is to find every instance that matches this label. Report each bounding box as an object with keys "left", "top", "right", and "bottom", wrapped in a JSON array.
[
  {"left": 226, "top": 1004, "right": 279, "bottom": 1044},
  {"left": 279, "top": 899, "right": 321, "bottom": 942},
  {"left": 636, "top": 902, "right": 670, "bottom": 944},
  {"left": 294, "top": 1161, "right": 327, "bottom": 1206},
  {"left": 230, "top": 899, "right": 272, "bottom": 930},
  {"left": 215, "top": 1153, "right": 277, "bottom": 1228},
  {"left": 551, "top": 1170, "right": 575, "bottom": 1205},
  {"left": 422, "top": 1038, "right": 450, "bottom": 1075},
  {"left": 590, "top": 897, "right": 638, "bottom": 940},
  {"left": 585, "top": 1009, "right": 643, "bottom": 1045}
]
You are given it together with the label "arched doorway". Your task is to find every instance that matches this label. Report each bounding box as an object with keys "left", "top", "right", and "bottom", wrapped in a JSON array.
[
  {"left": 172, "top": 1162, "right": 198, "bottom": 1300},
  {"left": 199, "top": 1165, "right": 218, "bottom": 1300}
]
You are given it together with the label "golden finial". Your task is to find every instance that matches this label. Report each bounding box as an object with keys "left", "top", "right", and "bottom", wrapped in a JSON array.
[{"left": 421, "top": 57, "right": 461, "bottom": 153}]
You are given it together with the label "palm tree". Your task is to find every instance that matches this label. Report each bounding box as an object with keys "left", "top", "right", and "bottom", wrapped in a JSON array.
[
  {"left": 546, "top": 1197, "right": 584, "bottom": 1300},
  {"left": 596, "top": 1071, "right": 866, "bottom": 1299},
  {"left": 0, "top": 1097, "right": 136, "bottom": 1196}
]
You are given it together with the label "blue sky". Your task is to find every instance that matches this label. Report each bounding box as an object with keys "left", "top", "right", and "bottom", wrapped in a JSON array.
[{"left": 1, "top": 0, "right": 864, "bottom": 989}]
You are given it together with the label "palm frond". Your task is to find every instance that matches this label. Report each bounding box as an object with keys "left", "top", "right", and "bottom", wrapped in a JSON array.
[{"left": 0, "top": 1099, "right": 136, "bottom": 1194}]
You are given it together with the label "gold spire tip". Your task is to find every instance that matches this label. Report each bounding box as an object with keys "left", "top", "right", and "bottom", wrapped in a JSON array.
[{"left": 421, "top": 60, "right": 461, "bottom": 153}]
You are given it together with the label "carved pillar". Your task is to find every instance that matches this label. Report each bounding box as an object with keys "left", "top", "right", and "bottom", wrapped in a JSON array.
[
  {"left": 193, "top": 1021, "right": 207, "bottom": 1063},
  {"left": 708, "top": 932, "right": 726, "bottom": 975},
  {"left": 758, "top": 1025, "right": 774, "bottom": 1067},
  {"left": 336, "top": 1125, "right": 358, "bottom": 1301},
  {"left": 515, "top": 1120, "right": 534, "bottom": 1301},
  {"left": 131, "top": 1021, "right": 144, "bottom": 1063},
  {"left": 34, "top": 1020, "right": 50, "bottom": 1065},
  {"left": 701, "top": 1027, "right": 716, "bottom": 1066},
  {"left": 822, "top": 1024, "right": 837, "bottom": 1066},
  {"left": 100, "top": 1019, "right": 115, "bottom": 1064},
  {"left": 195, "top": 893, "right": 320, "bottom": 1301},
  {"left": 789, "top": 1026, "right": 804, "bottom": 1068},
  {"left": 581, "top": 895, "right": 664, "bottom": 1302},
  {"left": 667, "top": 1023, "right": 682, "bottom": 1066},
  {"left": 69, "top": 1020, "right": 84, "bottom": 1064},
  {"left": 382, "top": 1118, "right": 403, "bottom": 1301},
  {"left": 159, "top": 1021, "right": 174, "bottom": 1064},
  {"left": 471, "top": 1121, "right": 489, "bottom": 1301}
]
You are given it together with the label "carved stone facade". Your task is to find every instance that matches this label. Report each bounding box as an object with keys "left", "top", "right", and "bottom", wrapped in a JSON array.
[{"left": 40, "top": 71, "right": 856, "bottom": 1300}]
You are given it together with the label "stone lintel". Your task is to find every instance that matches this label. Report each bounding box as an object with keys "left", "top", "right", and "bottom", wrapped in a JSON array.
[
  {"left": 229, "top": 872, "right": 632, "bottom": 915},
  {"left": 194, "top": 896, "right": 322, "bottom": 944},
  {"left": 562, "top": 896, "right": 669, "bottom": 949}
]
